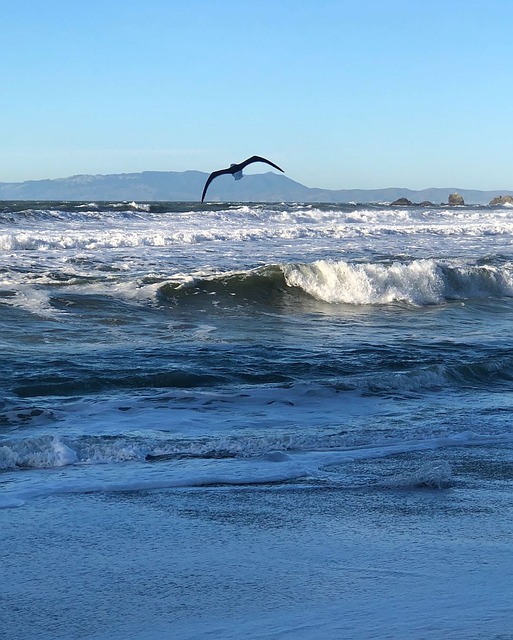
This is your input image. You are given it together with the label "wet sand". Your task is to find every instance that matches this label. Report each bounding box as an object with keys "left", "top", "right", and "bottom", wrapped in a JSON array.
[{"left": 3, "top": 451, "right": 513, "bottom": 640}]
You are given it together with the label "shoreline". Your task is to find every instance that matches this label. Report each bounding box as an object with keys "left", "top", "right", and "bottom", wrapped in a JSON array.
[{"left": 3, "top": 455, "right": 513, "bottom": 640}]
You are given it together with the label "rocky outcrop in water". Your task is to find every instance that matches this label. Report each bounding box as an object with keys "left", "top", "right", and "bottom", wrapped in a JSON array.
[
  {"left": 489, "top": 195, "right": 513, "bottom": 205},
  {"left": 391, "top": 197, "right": 413, "bottom": 206},
  {"left": 390, "top": 198, "right": 434, "bottom": 207},
  {"left": 448, "top": 192, "right": 465, "bottom": 205}
]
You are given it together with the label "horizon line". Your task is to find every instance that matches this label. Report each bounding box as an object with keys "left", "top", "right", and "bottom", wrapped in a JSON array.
[{"left": 0, "top": 170, "right": 512, "bottom": 194}]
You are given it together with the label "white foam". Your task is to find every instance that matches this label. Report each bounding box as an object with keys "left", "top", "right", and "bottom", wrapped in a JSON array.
[
  {"left": 128, "top": 201, "right": 151, "bottom": 211},
  {"left": 76, "top": 202, "right": 99, "bottom": 209},
  {"left": 283, "top": 259, "right": 445, "bottom": 305},
  {"left": 0, "top": 436, "right": 78, "bottom": 470},
  {"left": 1, "top": 430, "right": 510, "bottom": 507},
  {"left": 0, "top": 284, "right": 61, "bottom": 318},
  {"left": 4, "top": 203, "right": 513, "bottom": 255},
  {"left": 283, "top": 259, "right": 513, "bottom": 305}
]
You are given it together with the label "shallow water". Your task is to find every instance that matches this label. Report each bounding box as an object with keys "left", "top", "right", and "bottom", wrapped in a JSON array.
[{"left": 3, "top": 445, "right": 513, "bottom": 639}]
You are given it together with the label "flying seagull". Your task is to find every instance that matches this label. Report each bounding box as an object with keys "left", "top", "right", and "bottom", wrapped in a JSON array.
[{"left": 201, "top": 155, "right": 284, "bottom": 203}]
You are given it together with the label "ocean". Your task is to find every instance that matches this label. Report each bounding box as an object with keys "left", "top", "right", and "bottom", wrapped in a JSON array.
[{"left": 2, "top": 200, "right": 513, "bottom": 639}]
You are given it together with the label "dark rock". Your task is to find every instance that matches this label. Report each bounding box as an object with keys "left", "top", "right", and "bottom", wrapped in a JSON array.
[
  {"left": 489, "top": 195, "right": 513, "bottom": 206},
  {"left": 448, "top": 192, "right": 464, "bottom": 205},
  {"left": 419, "top": 201, "right": 434, "bottom": 207},
  {"left": 391, "top": 197, "right": 413, "bottom": 206}
]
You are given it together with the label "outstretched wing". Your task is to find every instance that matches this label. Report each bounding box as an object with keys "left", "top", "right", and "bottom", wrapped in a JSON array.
[
  {"left": 200, "top": 156, "right": 284, "bottom": 202},
  {"left": 201, "top": 168, "right": 231, "bottom": 203},
  {"left": 238, "top": 155, "right": 284, "bottom": 173}
]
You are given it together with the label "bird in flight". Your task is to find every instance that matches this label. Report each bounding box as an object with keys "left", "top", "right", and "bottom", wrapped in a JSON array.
[{"left": 200, "top": 155, "right": 284, "bottom": 203}]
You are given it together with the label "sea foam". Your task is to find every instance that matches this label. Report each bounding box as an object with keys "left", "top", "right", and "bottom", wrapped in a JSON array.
[{"left": 283, "top": 259, "right": 513, "bottom": 305}]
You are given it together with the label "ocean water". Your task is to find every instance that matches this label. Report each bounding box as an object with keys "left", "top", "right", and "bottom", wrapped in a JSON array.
[{"left": 2, "top": 200, "right": 513, "bottom": 638}]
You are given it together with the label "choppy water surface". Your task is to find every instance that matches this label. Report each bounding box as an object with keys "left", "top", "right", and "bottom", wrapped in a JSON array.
[{"left": 1, "top": 200, "right": 513, "bottom": 507}]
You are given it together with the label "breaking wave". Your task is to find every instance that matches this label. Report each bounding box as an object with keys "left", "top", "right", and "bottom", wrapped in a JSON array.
[
  {"left": 159, "top": 259, "right": 513, "bottom": 307},
  {"left": 1, "top": 427, "right": 508, "bottom": 474}
]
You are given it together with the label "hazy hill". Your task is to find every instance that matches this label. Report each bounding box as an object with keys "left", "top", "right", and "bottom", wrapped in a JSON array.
[{"left": 0, "top": 170, "right": 511, "bottom": 204}]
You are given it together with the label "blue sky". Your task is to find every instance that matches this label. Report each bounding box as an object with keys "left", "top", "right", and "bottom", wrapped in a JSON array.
[{"left": 2, "top": 0, "right": 513, "bottom": 189}]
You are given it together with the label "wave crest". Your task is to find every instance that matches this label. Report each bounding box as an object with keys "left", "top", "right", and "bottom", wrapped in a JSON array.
[
  {"left": 283, "top": 259, "right": 445, "bottom": 305},
  {"left": 284, "top": 259, "right": 513, "bottom": 305},
  {"left": 158, "top": 259, "right": 513, "bottom": 309}
]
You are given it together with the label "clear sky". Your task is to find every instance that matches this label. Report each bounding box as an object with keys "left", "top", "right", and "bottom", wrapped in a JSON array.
[{"left": 2, "top": 0, "right": 513, "bottom": 190}]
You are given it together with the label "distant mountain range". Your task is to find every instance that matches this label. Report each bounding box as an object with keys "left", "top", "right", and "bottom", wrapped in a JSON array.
[{"left": 0, "top": 170, "right": 511, "bottom": 204}]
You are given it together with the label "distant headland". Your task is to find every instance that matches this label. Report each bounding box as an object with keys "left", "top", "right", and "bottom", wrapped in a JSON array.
[{"left": 0, "top": 171, "right": 512, "bottom": 204}]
